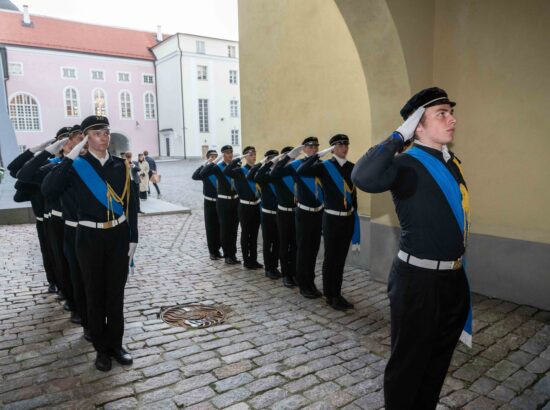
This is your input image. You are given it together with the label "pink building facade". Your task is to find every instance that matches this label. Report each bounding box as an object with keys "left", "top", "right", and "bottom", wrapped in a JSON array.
[{"left": 1, "top": 9, "right": 161, "bottom": 156}]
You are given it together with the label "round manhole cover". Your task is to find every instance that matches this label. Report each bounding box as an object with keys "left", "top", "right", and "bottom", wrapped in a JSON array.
[{"left": 159, "top": 304, "right": 226, "bottom": 329}]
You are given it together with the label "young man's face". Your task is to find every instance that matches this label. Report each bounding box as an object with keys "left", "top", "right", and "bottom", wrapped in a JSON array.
[
  {"left": 332, "top": 142, "right": 349, "bottom": 158},
  {"left": 87, "top": 127, "right": 111, "bottom": 152},
  {"left": 63, "top": 132, "right": 84, "bottom": 153},
  {"left": 303, "top": 144, "right": 319, "bottom": 156},
  {"left": 207, "top": 153, "right": 217, "bottom": 161},
  {"left": 223, "top": 150, "right": 233, "bottom": 162},
  {"left": 245, "top": 151, "right": 256, "bottom": 165},
  {"left": 416, "top": 104, "right": 456, "bottom": 146}
]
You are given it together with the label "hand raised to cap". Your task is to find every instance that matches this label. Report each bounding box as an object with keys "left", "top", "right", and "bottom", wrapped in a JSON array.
[
  {"left": 29, "top": 138, "right": 56, "bottom": 154},
  {"left": 396, "top": 106, "right": 426, "bottom": 142},
  {"left": 287, "top": 145, "right": 304, "bottom": 159},
  {"left": 45, "top": 137, "right": 68, "bottom": 155},
  {"left": 213, "top": 155, "right": 224, "bottom": 164},
  {"left": 317, "top": 146, "right": 333, "bottom": 158},
  {"left": 66, "top": 136, "right": 88, "bottom": 160}
]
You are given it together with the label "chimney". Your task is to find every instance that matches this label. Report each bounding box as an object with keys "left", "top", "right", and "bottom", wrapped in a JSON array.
[
  {"left": 156, "top": 25, "right": 162, "bottom": 42},
  {"left": 22, "top": 5, "right": 32, "bottom": 26}
]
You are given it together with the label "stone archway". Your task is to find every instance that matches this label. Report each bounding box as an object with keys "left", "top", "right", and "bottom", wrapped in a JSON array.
[{"left": 109, "top": 132, "right": 130, "bottom": 157}]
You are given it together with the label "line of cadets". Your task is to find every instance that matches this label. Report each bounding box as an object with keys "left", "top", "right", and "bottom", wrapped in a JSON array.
[
  {"left": 193, "top": 134, "right": 360, "bottom": 311},
  {"left": 8, "top": 115, "right": 137, "bottom": 372}
]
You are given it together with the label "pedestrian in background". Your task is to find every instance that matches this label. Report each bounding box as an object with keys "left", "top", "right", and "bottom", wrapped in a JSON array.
[
  {"left": 144, "top": 150, "right": 161, "bottom": 198},
  {"left": 138, "top": 153, "right": 149, "bottom": 200}
]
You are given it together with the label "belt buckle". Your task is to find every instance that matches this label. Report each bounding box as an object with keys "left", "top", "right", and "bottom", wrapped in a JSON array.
[
  {"left": 451, "top": 259, "right": 462, "bottom": 270},
  {"left": 103, "top": 220, "right": 114, "bottom": 229}
]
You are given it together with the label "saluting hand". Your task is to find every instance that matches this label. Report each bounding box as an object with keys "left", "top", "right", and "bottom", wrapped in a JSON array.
[
  {"left": 396, "top": 106, "right": 425, "bottom": 142},
  {"left": 287, "top": 145, "right": 304, "bottom": 159},
  {"left": 29, "top": 138, "right": 55, "bottom": 154},
  {"left": 45, "top": 137, "right": 68, "bottom": 155},
  {"left": 317, "top": 146, "right": 333, "bottom": 158},
  {"left": 213, "top": 155, "right": 224, "bottom": 164},
  {"left": 66, "top": 136, "right": 88, "bottom": 160}
]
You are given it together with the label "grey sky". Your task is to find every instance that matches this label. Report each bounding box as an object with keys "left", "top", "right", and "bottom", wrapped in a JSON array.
[{"left": 12, "top": 0, "right": 239, "bottom": 40}]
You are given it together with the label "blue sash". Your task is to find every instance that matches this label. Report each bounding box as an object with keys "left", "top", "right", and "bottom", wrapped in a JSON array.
[
  {"left": 290, "top": 159, "right": 323, "bottom": 202},
  {"left": 323, "top": 160, "right": 360, "bottom": 246},
  {"left": 207, "top": 174, "right": 217, "bottom": 190},
  {"left": 48, "top": 157, "right": 62, "bottom": 164},
  {"left": 72, "top": 157, "right": 124, "bottom": 217},
  {"left": 241, "top": 166, "right": 258, "bottom": 197},
  {"left": 282, "top": 175, "right": 294, "bottom": 196},
  {"left": 217, "top": 162, "right": 234, "bottom": 188},
  {"left": 405, "top": 146, "right": 472, "bottom": 347}
]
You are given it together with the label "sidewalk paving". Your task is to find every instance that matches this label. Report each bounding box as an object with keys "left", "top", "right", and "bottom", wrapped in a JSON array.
[{"left": 0, "top": 212, "right": 549, "bottom": 409}]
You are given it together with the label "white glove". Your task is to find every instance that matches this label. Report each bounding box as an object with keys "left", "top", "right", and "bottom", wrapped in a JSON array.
[
  {"left": 128, "top": 242, "right": 137, "bottom": 260},
  {"left": 395, "top": 107, "right": 425, "bottom": 142},
  {"left": 317, "top": 146, "right": 333, "bottom": 158},
  {"left": 29, "top": 138, "right": 55, "bottom": 154},
  {"left": 214, "top": 155, "right": 224, "bottom": 164},
  {"left": 287, "top": 145, "right": 304, "bottom": 159},
  {"left": 66, "top": 136, "right": 88, "bottom": 160},
  {"left": 45, "top": 138, "right": 68, "bottom": 155},
  {"left": 260, "top": 156, "right": 270, "bottom": 165}
]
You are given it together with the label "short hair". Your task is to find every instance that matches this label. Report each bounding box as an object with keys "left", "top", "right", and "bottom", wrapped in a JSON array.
[
  {"left": 143, "top": 150, "right": 149, "bottom": 156},
  {"left": 124, "top": 152, "right": 132, "bottom": 159}
]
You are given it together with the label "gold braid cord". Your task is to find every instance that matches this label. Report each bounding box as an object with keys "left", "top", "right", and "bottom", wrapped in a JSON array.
[
  {"left": 105, "top": 161, "right": 131, "bottom": 221},
  {"left": 452, "top": 158, "right": 471, "bottom": 247}
]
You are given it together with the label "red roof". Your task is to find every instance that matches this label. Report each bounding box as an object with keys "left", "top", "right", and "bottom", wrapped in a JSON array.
[{"left": 0, "top": 10, "right": 165, "bottom": 60}]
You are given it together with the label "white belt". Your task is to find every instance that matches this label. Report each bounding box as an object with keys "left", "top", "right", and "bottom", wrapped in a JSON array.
[
  {"left": 262, "top": 208, "right": 277, "bottom": 215},
  {"left": 43, "top": 213, "right": 51, "bottom": 219},
  {"left": 240, "top": 199, "right": 261, "bottom": 206},
  {"left": 36, "top": 216, "right": 44, "bottom": 222},
  {"left": 277, "top": 205, "right": 295, "bottom": 212},
  {"left": 204, "top": 195, "right": 217, "bottom": 202},
  {"left": 79, "top": 215, "right": 126, "bottom": 230},
  {"left": 325, "top": 207, "right": 354, "bottom": 217},
  {"left": 51, "top": 209, "right": 63, "bottom": 218},
  {"left": 65, "top": 220, "right": 78, "bottom": 228},
  {"left": 397, "top": 250, "right": 463, "bottom": 271},
  {"left": 218, "top": 194, "right": 238, "bottom": 200},
  {"left": 297, "top": 203, "right": 324, "bottom": 212}
]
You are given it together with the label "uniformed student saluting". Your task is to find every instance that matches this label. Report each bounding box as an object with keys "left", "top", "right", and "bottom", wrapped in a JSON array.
[
  {"left": 42, "top": 115, "right": 138, "bottom": 372},
  {"left": 352, "top": 88, "right": 471, "bottom": 410},
  {"left": 199, "top": 145, "right": 240, "bottom": 265},
  {"left": 297, "top": 134, "right": 359, "bottom": 311},
  {"left": 192, "top": 149, "right": 223, "bottom": 260}
]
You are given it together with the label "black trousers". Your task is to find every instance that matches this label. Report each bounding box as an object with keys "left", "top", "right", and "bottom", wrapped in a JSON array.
[
  {"left": 295, "top": 207, "right": 322, "bottom": 290},
  {"left": 49, "top": 216, "right": 75, "bottom": 307},
  {"left": 238, "top": 203, "right": 260, "bottom": 264},
  {"left": 277, "top": 209, "right": 296, "bottom": 279},
  {"left": 216, "top": 198, "right": 239, "bottom": 258},
  {"left": 384, "top": 259, "right": 470, "bottom": 410},
  {"left": 261, "top": 211, "right": 279, "bottom": 271},
  {"left": 76, "top": 223, "right": 130, "bottom": 354},
  {"left": 64, "top": 225, "right": 88, "bottom": 327},
  {"left": 322, "top": 213, "right": 354, "bottom": 298},
  {"left": 148, "top": 171, "right": 161, "bottom": 195},
  {"left": 36, "top": 220, "right": 57, "bottom": 286},
  {"left": 204, "top": 199, "right": 221, "bottom": 255},
  {"left": 132, "top": 183, "right": 141, "bottom": 212}
]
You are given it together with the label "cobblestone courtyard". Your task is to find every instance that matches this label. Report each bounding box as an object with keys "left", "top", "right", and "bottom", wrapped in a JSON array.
[{"left": 0, "top": 160, "right": 549, "bottom": 409}]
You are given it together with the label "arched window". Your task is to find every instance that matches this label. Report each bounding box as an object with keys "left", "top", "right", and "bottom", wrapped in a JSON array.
[
  {"left": 119, "top": 91, "right": 132, "bottom": 119},
  {"left": 92, "top": 88, "right": 107, "bottom": 116},
  {"left": 64, "top": 87, "right": 80, "bottom": 117},
  {"left": 9, "top": 93, "right": 41, "bottom": 131},
  {"left": 144, "top": 92, "right": 156, "bottom": 120}
]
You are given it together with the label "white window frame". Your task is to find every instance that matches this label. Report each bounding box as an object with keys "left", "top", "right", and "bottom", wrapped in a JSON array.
[
  {"left": 198, "top": 98, "right": 209, "bottom": 133},
  {"left": 92, "top": 88, "right": 108, "bottom": 116},
  {"left": 143, "top": 92, "right": 156, "bottom": 120},
  {"left": 230, "top": 100, "right": 239, "bottom": 118},
  {"left": 228, "top": 45, "right": 236, "bottom": 58},
  {"left": 119, "top": 90, "right": 133, "bottom": 119},
  {"left": 8, "top": 62, "right": 23, "bottom": 76},
  {"left": 117, "top": 71, "right": 131, "bottom": 83},
  {"left": 229, "top": 70, "right": 238, "bottom": 85},
  {"left": 197, "top": 65, "right": 208, "bottom": 81},
  {"left": 60, "top": 66, "right": 77, "bottom": 79},
  {"left": 63, "top": 86, "right": 81, "bottom": 118},
  {"left": 142, "top": 73, "right": 155, "bottom": 84},
  {"left": 8, "top": 92, "right": 42, "bottom": 132},
  {"left": 196, "top": 40, "right": 206, "bottom": 54},
  {"left": 90, "top": 69, "right": 105, "bottom": 81},
  {"left": 231, "top": 129, "right": 240, "bottom": 146}
]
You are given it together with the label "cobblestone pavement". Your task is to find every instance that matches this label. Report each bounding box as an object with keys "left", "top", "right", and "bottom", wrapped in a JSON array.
[
  {"left": 1, "top": 166, "right": 550, "bottom": 409},
  {"left": 154, "top": 159, "right": 205, "bottom": 211}
]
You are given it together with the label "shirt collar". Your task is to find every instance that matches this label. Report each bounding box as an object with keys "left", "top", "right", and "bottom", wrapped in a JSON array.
[
  {"left": 333, "top": 155, "right": 347, "bottom": 166},
  {"left": 89, "top": 150, "right": 110, "bottom": 166},
  {"left": 414, "top": 140, "right": 451, "bottom": 162}
]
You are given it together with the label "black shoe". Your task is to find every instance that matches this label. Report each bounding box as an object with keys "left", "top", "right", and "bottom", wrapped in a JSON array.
[
  {"left": 111, "top": 347, "right": 133, "bottom": 365},
  {"left": 210, "top": 253, "right": 220, "bottom": 260},
  {"left": 83, "top": 328, "right": 92, "bottom": 342},
  {"left": 95, "top": 352, "right": 112, "bottom": 372},
  {"left": 47, "top": 284, "right": 57, "bottom": 293},
  {"left": 283, "top": 276, "right": 297, "bottom": 288},
  {"left": 311, "top": 285, "right": 323, "bottom": 297},
  {"left": 300, "top": 287, "right": 320, "bottom": 299},
  {"left": 70, "top": 312, "right": 82, "bottom": 324},
  {"left": 244, "top": 261, "right": 263, "bottom": 269},
  {"left": 63, "top": 302, "right": 73, "bottom": 311},
  {"left": 225, "top": 256, "right": 240, "bottom": 265},
  {"left": 265, "top": 270, "right": 280, "bottom": 280},
  {"left": 327, "top": 296, "right": 354, "bottom": 311},
  {"left": 57, "top": 291, "right": 65, "bottom": 301}
]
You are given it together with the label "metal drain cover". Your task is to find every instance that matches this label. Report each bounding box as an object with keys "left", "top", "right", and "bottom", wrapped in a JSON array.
[{"left": 159, "top": 304, "right": 225, "bottom": 329}]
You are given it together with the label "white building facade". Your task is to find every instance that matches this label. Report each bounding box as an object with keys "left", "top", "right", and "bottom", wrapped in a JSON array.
[{"left": 152, "top": 34, "right": 241, "bottom": 158}]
